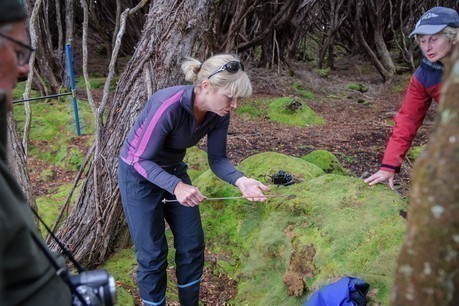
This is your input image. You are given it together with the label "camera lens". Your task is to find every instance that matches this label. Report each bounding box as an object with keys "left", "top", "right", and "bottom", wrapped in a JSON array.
[
  {"left": 68, "top": 269, "right": 117, "bottom": 306},
  {"left": 103, "top": 275, "right": 117, "bottom": 305}
]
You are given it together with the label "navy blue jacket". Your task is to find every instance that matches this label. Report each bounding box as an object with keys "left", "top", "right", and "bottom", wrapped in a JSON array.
[{"left": 120, "top": 85, "right": 244, "bottom": 193}]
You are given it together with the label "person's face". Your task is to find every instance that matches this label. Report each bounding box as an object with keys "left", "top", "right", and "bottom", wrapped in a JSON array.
[
  {"left": 418, "top": 33, "right": 456, "bottom": 63},
  {"left": 0, "top": 21, "right": 30, "bottom": 110},
  {"left": 203, "top": 82, "right": 239, "bottom": 116}
]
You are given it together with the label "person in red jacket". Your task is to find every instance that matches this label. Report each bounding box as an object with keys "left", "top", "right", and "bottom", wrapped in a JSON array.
[{"left": 365, "top": 6, "right": 459, "bottom": 189}]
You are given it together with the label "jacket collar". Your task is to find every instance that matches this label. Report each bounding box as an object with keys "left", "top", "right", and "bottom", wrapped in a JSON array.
[
  {"left": 420, "top": 57, "right": 444, "bottom": 72},
  {"left": 180, "top": 85, "right": 195, "bottom": 114}
]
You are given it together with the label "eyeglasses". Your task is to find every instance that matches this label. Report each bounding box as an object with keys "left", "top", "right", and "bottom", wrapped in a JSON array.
[
  {"left": 207, "top": 61, "right": 244, "bottom": 79},
  {"left": 0, "top": 32, "right": 35, "bottom": 66}
]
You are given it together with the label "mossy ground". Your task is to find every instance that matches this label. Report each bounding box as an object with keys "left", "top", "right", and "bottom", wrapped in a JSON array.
[
  {"left": 36, "top": 146, "right": 406, "bottom": 305},
  {"left": 237, "top": 97, "right": 324, "bottom": 126},
  {"left": 302, "top": 149, "right": 351, "bottom": 175},
  {"left": 21, "top": 76, "right": 410, "bottom": 305},
  {"left": 36, "top": 183, "right": 75, "bottom": 234},
  {"left": 13, "top": 83, "right": 94, "bottom": 170},
  {"left": 190, "top": 151, "right": 407, "bottom": 305}
]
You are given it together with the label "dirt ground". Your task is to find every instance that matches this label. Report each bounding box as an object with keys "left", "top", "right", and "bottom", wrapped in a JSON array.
[
  {"left": 27, "top": 56, "right": 438, "bottom": 304},
  {"left": 227, "top": 58, "right": 437, "bottom": 195}
]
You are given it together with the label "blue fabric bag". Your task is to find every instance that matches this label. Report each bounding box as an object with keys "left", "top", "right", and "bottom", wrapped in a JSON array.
[{"left": 305, "top": 276, "right": 369, "bottom": 306}]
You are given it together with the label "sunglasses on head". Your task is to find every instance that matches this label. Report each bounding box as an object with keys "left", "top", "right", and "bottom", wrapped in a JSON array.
[{"left": 207, "top": 61, "right": 244, "bottom": 79}]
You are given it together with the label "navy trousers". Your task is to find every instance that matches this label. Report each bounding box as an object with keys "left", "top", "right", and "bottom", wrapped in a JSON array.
[{"left": 118, "top": 159, "right": 204, "bottom": 306}]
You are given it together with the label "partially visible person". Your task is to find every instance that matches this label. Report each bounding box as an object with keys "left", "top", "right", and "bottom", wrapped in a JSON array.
[
  {"left": 0, "top": 0, "right": 72, "bottom": 304},
  {"left": 365, "top": 6, "right": 459, "bottom": 189},
  {"left": 118, "top": 53, "right": 270, "bottom": 305}
]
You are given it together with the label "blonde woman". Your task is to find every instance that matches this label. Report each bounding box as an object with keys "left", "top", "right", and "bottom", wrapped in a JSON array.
[
  {"left": 118, "top": 53, "right": 270, "bottom": 306},
  {"left": 365, "top": 7, "right": 459, "bottom": 189}
]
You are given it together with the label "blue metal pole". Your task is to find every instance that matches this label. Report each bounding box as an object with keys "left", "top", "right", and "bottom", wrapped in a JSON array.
[{"left": 65, "top": 43, "right": 81, "bottom": 136}]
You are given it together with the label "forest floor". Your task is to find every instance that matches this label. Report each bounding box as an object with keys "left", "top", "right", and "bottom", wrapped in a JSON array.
[
  {"left": 228, "top": 57, "right": 436, "bottom": 196},
  {"left": 27, "top": 55, "right": 438, "bottom": 305}
]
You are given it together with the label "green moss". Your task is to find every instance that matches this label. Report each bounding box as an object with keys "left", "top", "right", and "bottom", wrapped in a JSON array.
[
  {"left": 236, "top": 98, "right": 267, "bottom": 118},
  {"left": 233, "top": 212, "right": 302, "bottom": 305},
  {"left": 268, "top": 97, "right": 325, "bottom": 126},
  {"left": 101, "top": 248, "right": 137, "bottom": 306},
  {"left": 237, "top": 97, "right": 324, "bottom": 127},
  {"left": 293, "top": 83, "right": 315, "bottom": 99},
  {"left": 74, "top": 75, "right": 119, "bottom": 92},
  {"left": 14, "top": 95, "right": 95, "bottom": 137},
  {"left": 36, "top": 183, "right": 76, "bottom": 234},
  {"left": 302, "top": 150, "right": 350, "bottom": 175},
  {"left": 39, "top": 169, "right": 55, "bottom": 182},
  {"left": 314, "top": 68, "right": 331, "bottom": 78},
  {"left": 193, "top": 152, "right": 407, "bottom": 305},
  {"left": 347, "top": 83, "right": 369, "bottom": 93},
  {"left": 238, "top": 152, "right": 324, "bottom": 182},
  {"left": 14, "top": 96, "right": 94, "bottom": 170},
  {"left": 407, "top": 145, "right": 426, "bottom": 161},
  {"left": 12, "top": 82, "right": 40, "bottom": 101},
  {"left": 183, "top": 146, "right": 209, "bottom": 181}
]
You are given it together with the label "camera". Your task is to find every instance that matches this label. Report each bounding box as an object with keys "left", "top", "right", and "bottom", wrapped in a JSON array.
[
  {"left": 269, "top": 170, "right": 294, "bottom": 186},
  {"left": 68, "top": 269, "right": 117, "bottom": 306}
]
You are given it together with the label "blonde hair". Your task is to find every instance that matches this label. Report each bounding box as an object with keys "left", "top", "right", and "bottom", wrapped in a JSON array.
[
  {"left": 415, "top": 26, "right": 458, "bottom": 43},
  {"left": 181, "top": 53, "right": 253, "bottom": 98}
]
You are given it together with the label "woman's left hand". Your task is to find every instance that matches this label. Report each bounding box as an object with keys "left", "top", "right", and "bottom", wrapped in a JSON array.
[{"left": 235, "top": 176, "right": 271, "bottom": 202}]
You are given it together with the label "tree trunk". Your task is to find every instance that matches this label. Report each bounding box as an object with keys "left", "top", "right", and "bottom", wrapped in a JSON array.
[
  {"left": 6, "top": 114, "right": 40, "bottom": 232},
  {"left": 367, "top": 0, "right": 395, "bottom": 76},
  {"left": 65, "top": 0, "right": 74, "bottom": 45},
  {"left": 33, "top": 9, "right": 63, "bottom": 93},
  {"left": 353, "top": 0, "right": 394, "bottom": 81},
  {"left": 318, "top": 0, "right": 349, "bottom": 69},
  {"left": 21, "top": 0, "right": 43, "bottom": 157},
  {"left": 391, "top": 43, "right": 459, "bottom": 305},
  {"left": 52, "top": 0, "right": 214, "bottom": 268}
]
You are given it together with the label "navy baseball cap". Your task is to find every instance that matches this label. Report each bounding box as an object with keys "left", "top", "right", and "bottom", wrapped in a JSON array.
[
  {"left": 409, "top": 6, "right": 459, "bottom": 38},
  {"left": 0, "top": 0, "right": 27, "bottom": 24}
]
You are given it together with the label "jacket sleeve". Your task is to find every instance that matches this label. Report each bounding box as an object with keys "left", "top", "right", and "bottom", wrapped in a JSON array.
[
  {"left": 380, "top": 75, "right": 433, "bottom": 172},
  {"left": 207, "top": 115, "right": 244, "bottom": 185}
]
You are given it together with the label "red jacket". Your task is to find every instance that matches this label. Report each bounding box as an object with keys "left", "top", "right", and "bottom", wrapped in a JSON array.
[{"left": 381, "top": 58, "right": 443, "bottom": 172}]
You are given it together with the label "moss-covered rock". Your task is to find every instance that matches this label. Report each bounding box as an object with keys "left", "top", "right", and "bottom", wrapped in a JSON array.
[
  {"left": 193, "top": 152, "right": 407, "bottom": 305},
  {"left": 236, "top": 97, "right": 324, "bottom": 126},
  {"left": 103, "top": 151, "right": 407, "bottom": 305},
  {"left": 302, "top": 150, "right": 350, "bottom": 175},
  {"left": 268, "top": 97, "right": 325, "bottom": 126},
  {"left": 239, "top": 151, "right": 325, "bottom": 184}
]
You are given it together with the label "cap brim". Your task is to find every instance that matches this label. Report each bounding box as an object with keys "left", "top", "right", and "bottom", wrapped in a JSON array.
[{"left": 409, "top": 24, "right": 447, "bottom": 38}]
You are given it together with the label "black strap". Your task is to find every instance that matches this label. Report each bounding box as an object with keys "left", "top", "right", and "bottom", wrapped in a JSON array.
[
  {"left": 30, "top": 207, "right": 85, "bottom": 272},
  {"left": 28, "top": 208, "right": 88, "bottom": 306}
]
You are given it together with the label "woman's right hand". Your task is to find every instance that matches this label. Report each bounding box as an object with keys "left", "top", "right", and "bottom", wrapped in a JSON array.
[
  {"left": 364, "top": 169, "right": 395, "bottom": 190},
  {"left": 173, "top": 181, "right": 206, "bottom": 207}
]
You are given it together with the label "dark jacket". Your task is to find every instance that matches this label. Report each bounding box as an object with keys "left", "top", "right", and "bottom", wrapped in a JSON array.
[
  {"left": 381, "top": 58, "right": 442, "bottom": 172},
  {"left": 120, "top": 85, "right": 244, "bottom": 193},
  {"left": 0, "top": 91, "right": 71, "bottom": 305}
]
